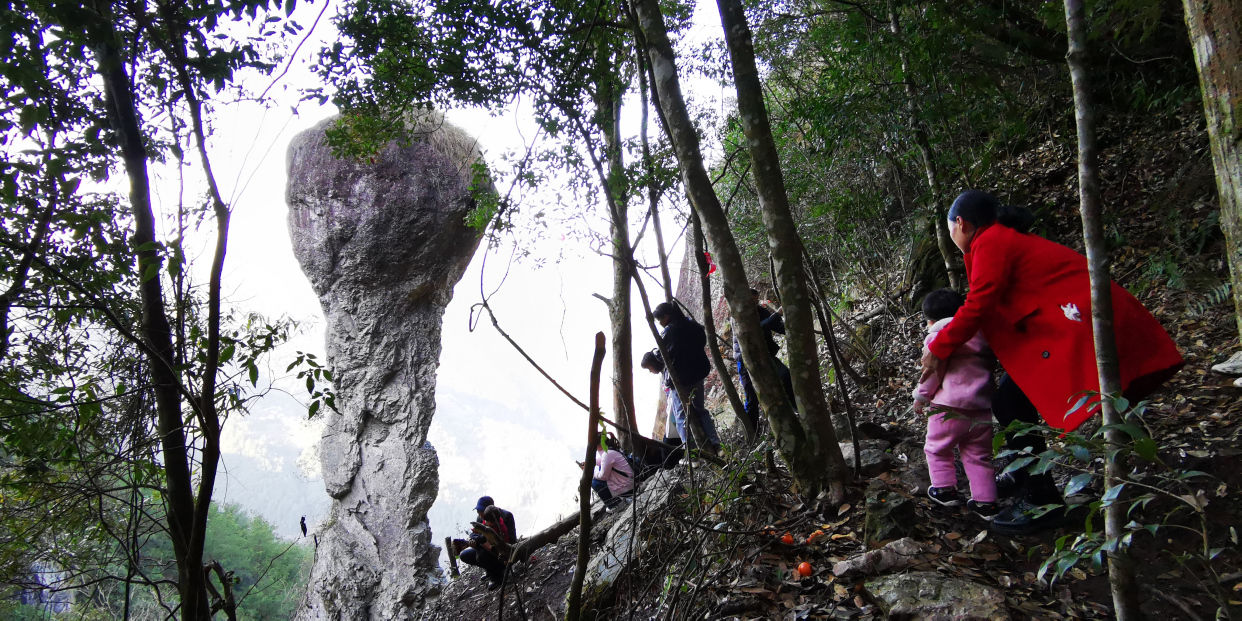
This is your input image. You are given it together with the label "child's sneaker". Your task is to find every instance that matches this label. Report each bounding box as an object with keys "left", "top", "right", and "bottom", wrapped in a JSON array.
[
  {"left": 926, "top": 486, "right": 964, "bottom": 507},
  {"left": 968, "top": 500, "right": 1000, "bottom": 521}
]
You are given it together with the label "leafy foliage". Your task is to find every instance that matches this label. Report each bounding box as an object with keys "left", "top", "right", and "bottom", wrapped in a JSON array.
[{"left": 0, "top": 1, "right": 318, "bottom": 617}]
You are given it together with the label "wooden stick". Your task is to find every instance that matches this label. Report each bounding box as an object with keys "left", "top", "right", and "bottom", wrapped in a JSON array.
[
  {"left": 445, "top": 536, "right": 460, "bottom": 578},
  {"left": 566, "top": 332, "right": 606, "bottom": 621}
]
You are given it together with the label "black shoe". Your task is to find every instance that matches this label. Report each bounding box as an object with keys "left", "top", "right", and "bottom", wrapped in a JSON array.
[
  {"left": 927, "top": 486, "right": 964, "bottom": 507},
  {"left": 968, "top": 500, "right": 1000, "bottom": 521},
  {"left": 990, "top": 498, "right": 1065, "bottom": 535},
  {"left": 487, "top": 579, "right": 502, "bottom": 591},
  {"left": 995, "top": 471, "right": 1022, "bottom": 498}
]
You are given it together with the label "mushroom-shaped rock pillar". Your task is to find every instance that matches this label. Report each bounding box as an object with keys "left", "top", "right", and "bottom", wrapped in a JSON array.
[{"left": 287, "top": 113, "right": 488, "bottom": 620}]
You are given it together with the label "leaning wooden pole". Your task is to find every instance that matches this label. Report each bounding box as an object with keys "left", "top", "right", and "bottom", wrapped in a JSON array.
[
  {"left": 1063, "top": 1, "right": 1139, "bottom": 618},
  {"left": 566, "top": 332, "right": 607, "bottom": 621},
  {"left": 445, "top": 537, "right": 460, "bottom": 578}
]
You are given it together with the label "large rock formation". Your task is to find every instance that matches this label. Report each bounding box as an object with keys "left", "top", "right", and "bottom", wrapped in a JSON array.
[{"left": 287, "top": 113, "right": 488, "bottom": 620}]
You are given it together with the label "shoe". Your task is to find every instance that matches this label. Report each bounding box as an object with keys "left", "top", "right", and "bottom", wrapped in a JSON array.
[
  {"left": 968, "top": 500, "right": 1000, "bottom": 521},
  {"left": 990, "top": 498, "right": 1066, "bottom": 535},
  {"left": 995, "top": 471, "right": 1022, "bottom": 498},
  {"left": 487, "top": 579, "right": 502, "bottom": 591},
  {"left": 1211, "top": 351, "right": 1242, "bottom": 375},
  {"left": 605, "top": 502, "right": 622, "bottom": 514},
  {"left": 927, "top": 486, "right": 964, "bottom": 507}
]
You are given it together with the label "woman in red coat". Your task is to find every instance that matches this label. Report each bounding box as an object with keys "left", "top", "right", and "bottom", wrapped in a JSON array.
[{"left": 920, "top": 190, "right": 1183, "bottom": 534}]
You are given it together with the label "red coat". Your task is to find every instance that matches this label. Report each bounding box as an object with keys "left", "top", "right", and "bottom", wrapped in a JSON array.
[{"left": 928, "top": 224, "right": 1183, "bottom": 431}]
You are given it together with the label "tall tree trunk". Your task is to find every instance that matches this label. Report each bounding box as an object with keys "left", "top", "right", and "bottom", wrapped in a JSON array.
[
  {"left": 888, "top": 5, "right": 962, "bottom": 291},
  {"left": 1182, "top": 0, "right": 1242, "bottom": 348},
  {"left": 595, "top": 46, "right": 639, "bottom": 450},
  {"left": 691, "top": 213, "right": 753, "bottom": 441},
  {"left": 715, "top": 0, "right": 847, "bottom": 496},
  {"left": 91, "top": 26, "right": 211, "bottom": 621},
  {"left": 629, "top": 0, "right": 834, "bottom": 495},
  {"left": 1063, "top": 1, "right": 1140, "bottom": 618}
]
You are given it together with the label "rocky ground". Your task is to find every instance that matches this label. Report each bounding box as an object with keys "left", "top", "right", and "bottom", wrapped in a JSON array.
[{"left": 420, "top": 111, "right": 1242, "bottom": 619}]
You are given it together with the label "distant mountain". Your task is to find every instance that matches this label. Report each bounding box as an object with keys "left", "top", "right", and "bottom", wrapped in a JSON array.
[{"left": 216, "top": 390, "right": 329, "bottom": 540}]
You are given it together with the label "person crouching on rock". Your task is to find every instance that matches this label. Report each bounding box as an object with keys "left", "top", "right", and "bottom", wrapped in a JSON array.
[
  {"left": 579, "top": 435, "right": 634, "bottom": 513},
  {"left": 451, "top": 496, "right": 516, "bottom": 589},
  {"left": 914, "top": 288, "right": 999, "bottom": 521}
]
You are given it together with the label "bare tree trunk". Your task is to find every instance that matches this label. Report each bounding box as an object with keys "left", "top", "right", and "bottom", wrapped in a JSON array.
[
  {"left": 595, "top": 49, "right": 639, "bottom": 451},
  {"left": 690, "top": 213, "right": 753, "bottom": 441},
  {"left": 1182, "top": 0, "right": 1242, "bottom": 349},
  {"left": 888, "top": 5, "right": 962, "bottom": 291},
  {"left": 91, "top": 25, "right": 211, "bottom": 621},
  {"left": 1063, "top": 1, "right": 1140, "bottom": 617},
  {"left": 630, "top": 0, "right": 830, "bottom": 492},
  {"left": 715, "top": 0, "right": 847, "bottom": 497},
  {"left": 566, "top": 332, "right": 606, "bottom": 621}
]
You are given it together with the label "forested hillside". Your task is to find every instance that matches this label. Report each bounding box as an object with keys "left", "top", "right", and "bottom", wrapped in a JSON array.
[{"left": 1, "top": 0, "right": 1238, "bottom": 619}]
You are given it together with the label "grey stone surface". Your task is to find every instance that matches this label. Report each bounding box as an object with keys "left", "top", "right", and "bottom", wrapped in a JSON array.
[
  {"left": 863, "top": 480, "right": 916, "bottom": 548},
  {"left": 576, "top": 470, "right": 684, "bottom": 615},
  {"left": 863, "top": 570, "right": 1010, "bottom": 620},
  {"left": 288, "top": 113, "right": 488, "bottom": 621},
  {"left": 841, "top": 438, "right": 895, "bottom": 477},
  {"left": 832, "top": 537, "right": 926, "bottom": 579}
]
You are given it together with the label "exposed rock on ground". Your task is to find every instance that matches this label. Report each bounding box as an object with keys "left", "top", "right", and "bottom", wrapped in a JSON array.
[
  {"left": 863, "top": 570, "right": 1009, "bottom": 620},
  {"left": 287, "top": 112, "right": 488, "bottom": 620}
]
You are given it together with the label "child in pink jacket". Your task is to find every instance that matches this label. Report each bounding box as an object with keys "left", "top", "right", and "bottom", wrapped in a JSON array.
[{"left": 914, "top": 289, "right": 998, "bottom": 520}]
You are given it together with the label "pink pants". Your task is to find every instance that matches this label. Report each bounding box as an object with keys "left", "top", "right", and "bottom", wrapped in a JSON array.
[{"left": 924, "top": 407, "right": 996, "bottom": 502}]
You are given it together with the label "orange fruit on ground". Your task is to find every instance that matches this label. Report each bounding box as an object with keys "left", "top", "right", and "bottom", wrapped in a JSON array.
[
  {"left": 797, "top": 561, "right": 813, "bottom": 577},
  {"left": 781, "top": 533, "right": 794, "bottom": 545}
]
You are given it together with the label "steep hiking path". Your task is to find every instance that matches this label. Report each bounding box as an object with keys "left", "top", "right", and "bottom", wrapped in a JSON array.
[{"left": 421, "top": 111, "right": 1240, "bottom": 619}]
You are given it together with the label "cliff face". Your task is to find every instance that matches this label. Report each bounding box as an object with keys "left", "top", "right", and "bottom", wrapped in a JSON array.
[{"left": 286, "top": 114, "right": 488, "bottom": 620}]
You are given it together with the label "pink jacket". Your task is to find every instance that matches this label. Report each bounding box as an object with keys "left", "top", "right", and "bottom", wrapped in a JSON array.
[
  {"left": 594, "top": 449, "right": 634, "bottom": 496},
  {"left": 915, "top": 317, "right": 995, "bottom": 411}
]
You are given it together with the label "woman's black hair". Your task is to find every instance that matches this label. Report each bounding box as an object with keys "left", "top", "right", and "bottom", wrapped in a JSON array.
[
  {"left": 640, "top": 350, "right": 665, "bottom": 372},
  {"left": 652, "top": 302, "right": 682, "bottom": 321},
  {"left": 922, "top": 288, "right": 965, "bottom": 322},
  {"left": 947, "top": 190, "right": 1035, "bottom": 234}
]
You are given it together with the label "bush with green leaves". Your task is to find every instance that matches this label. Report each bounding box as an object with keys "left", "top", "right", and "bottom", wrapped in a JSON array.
[{"left": 996, "top": 397, "right": 1234, "bottom": 618}]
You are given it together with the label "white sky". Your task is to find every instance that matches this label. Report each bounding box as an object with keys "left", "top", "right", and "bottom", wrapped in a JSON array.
[{"left": 188, "top": 0, "right": 731, "bottom": 548}]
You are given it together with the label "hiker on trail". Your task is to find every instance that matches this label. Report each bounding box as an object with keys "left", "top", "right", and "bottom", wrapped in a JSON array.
[
  {"left": 733, "top": 287, "right": 796, "bottom": 431},
  {"left": 579, "top": 434, "right": 634, "bottom": 513},
  {"left": 649, "top": 302, "right": 721, "bottom": 455},
  {"left": 914, "top": 288, "right": 999, "bottom": 521},
  {"left": 451, "top": 496, "right": 516, "bottom": 589},
  {"left": 640, "top": 351, "right": 684, "bottom": 449},
  {"left": 640, "top": 351, "right": 679, "bottom": 447},
  {"left": 919, "top": 190, "right": 1184, "bottom": 535}
]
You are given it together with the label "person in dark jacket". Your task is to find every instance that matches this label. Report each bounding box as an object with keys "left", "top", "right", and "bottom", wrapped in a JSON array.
[
  {"left": 651, "top": 302, "right": 720, "bottom": 455},
  {"left": 451, "top": 495, "right": 517, "bottom": 589},
  {"left": 732, "top": 288, "right": 796, "bottom": 431}
]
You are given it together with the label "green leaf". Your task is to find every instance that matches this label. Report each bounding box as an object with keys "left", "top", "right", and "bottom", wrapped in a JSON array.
[
  {"left": 1068, "top": 444, "right": 1092, "bottom": 462},
  {"left": 1100, "top": 483, "right": 1126, "bottom": 506},
  {"left": 1132, "top": 436, "right": 1157, "bottom": 462},
  {"left": 1064, "top": 473, "right": 1093, "bottom": 497},
  {"left": 1002, "top": 456, "right": 1035, "bottom": 475}
]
